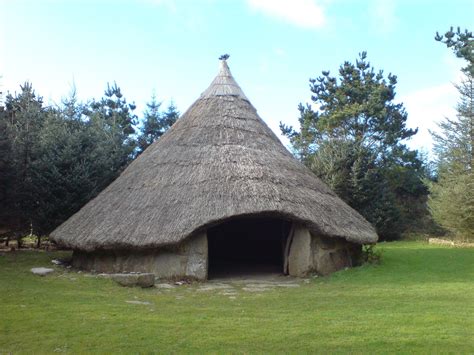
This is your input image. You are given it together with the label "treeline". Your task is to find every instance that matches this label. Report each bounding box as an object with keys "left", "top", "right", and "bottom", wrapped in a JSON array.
[
  {"left": 282, "top": 27, "right": 473, "bottom": 241},
  {"left": 0, "top": 83, "right": 178, "bottom": 244}
]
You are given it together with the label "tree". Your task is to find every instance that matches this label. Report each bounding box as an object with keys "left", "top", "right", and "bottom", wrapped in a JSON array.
[
  {"left": 137, "top": 95, "right": 179, "bottom": 153},
  {"left": 28, "top": 92, "right": 99, "bottom": 235},
  {"left": 29, "top": 85, "right": 143, "bottom": 236},
  {"left": 432, "top": 78, "right": 473, "bottom": 174},
  {"left": 0, "top": 83, "right": 140, "bottom": 238},
  {"left": 430, "top": 28, "right": 474, "bottom": 240},
  {"left": 281, "top": 52, "right": 428, "bottom": 240},
  {"left": 0, "top": 87, "right": 93, "bottom": 238},
  {"left": 429, "top": 172, "right": 473, "bottom": 239},
  {"left": 0, "top": 81, "right": 178, "bottom": 242},
  {"left": 138, "top": 94, "right": 162, "bottom": 153},
  {"left": 0, "top": 105, "right": 14, "bottom": 243},
  {"left": 86, "top": 82, "right": 138, "bottom": 174},
  {"left": 1, "top": 83, "right": 47, "bottom": 240},
  {"left": 163, "top": 101, "right": 180, "bottom": 127},
  {"left": 138, "top": 97, "right": 179, "bottom": 153},
  {"left": 435, "top": 27, "right": 474, "bottom": 75}
]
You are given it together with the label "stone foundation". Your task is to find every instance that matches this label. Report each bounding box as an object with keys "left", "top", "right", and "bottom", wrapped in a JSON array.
[
  {"left": 287, "top": 224, "right": 362, "bottom": 277},
  {"left": 73, "top": 225, "right": 362, "bottom": 280},
  {"left": 311, "top": 233, "right": 362, "bottom": 275},
  {"left": 72, "top": 232, "right": 208, "bottom": 280}
]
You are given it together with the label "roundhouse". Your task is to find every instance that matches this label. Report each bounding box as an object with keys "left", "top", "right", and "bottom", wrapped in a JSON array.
[{"left": 51, "top": 59, "right": 378, "bottom": 279}]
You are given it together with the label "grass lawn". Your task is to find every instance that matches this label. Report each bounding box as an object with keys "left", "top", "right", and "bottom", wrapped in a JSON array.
[{"left": 1, "top": 241, "right": 473, "bottom": 353}]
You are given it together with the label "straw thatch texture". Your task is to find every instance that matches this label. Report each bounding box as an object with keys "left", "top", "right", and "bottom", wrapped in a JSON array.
[
  {"left": 200, "top": 61, "right": 249, "bottom": 100},
  {"left": 51, "top": 61, "right": 378, "bottom": 251}
]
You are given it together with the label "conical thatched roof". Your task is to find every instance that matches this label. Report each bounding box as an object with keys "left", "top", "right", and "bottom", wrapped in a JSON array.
[{"left": 51, "top": 59, "right": 378, "bottom": 251}]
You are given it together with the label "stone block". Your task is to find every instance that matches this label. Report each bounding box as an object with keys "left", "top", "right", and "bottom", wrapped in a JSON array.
[
  {"left": 31, "top": 267, "right": 54, "bottom": 276},
  {"left": 185, "top": 232, "right": 208, "bottom": 280},
  {"left": 311, "top": 235, "right": 360, "bottom": 275},
  {"left": 151, "top": 252, "right": 188, "bottom": 278},
  {"left": 111, "top": 273, "right": 155, "bottom": 288},
  {"left": 288, "top": 225, "right": 312, "bottom": 277}
]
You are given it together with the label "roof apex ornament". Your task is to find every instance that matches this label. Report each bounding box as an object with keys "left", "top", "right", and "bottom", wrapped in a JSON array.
[{"left": 200, "top": 55, "right": 249, "bottom": 101}]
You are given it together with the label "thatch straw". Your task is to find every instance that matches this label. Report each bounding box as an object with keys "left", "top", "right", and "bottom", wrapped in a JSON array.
[{"left": 51, "top": 60, "right": 378, "bottom": 251}]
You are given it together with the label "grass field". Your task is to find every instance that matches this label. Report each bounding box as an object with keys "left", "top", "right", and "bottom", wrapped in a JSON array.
[{"left": 1, "top": 241, "right": 473, "bottom": 353}]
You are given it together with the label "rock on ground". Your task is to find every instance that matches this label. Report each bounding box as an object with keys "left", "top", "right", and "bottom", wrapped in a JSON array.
[
  {"left": 31, "top": 267, "right": 54, "bottom": 276},
  {"left": 111, "top": 273, "right": 155, "bottom": 288},
  {"left": 125, "top": 300, "right": 151, "bottom": 305},
  {"left": 155, "top": 283, "right": 175, "bottom": 289}
]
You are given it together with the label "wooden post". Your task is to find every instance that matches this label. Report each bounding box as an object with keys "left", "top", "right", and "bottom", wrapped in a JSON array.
[{"left": 283, "top": 223, "right": 295, "bottom": 275}]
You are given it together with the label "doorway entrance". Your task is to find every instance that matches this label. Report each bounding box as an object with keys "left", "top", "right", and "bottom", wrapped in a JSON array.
[{"left": 207, "top": 216, "right": 292, "bottom": 279}]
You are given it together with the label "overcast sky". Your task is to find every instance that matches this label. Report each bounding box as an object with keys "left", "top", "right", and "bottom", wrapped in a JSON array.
[{"left": 1, "top": 0, "right": 472, "bottom": 155}]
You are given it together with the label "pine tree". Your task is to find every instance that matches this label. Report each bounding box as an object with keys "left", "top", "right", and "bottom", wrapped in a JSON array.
[
  {"left": 29, "top": 92, "right": 96, "bottom": 234},
  {"left": 137, "top": 96, "right": 179, "bottom": 153},
  {"left": 86, "top": 82, "right": 138, "bottom": 176},
  {"left": 3, "top": 83, "right": 47, "bottom": 238},
  {"left": 429, "top": 28, "right": 474, "bottom": 240},
  {"left": 0, "top": 81, "right": 178, "bottom": 240},
  {"left": 0, "top": 84, "right": 84, "bottom": 238},
  {"left": 281, "top": 52, "right": 428, "bottom": 240},
  {"left": 0, "top": 105, "right": 14, "bottom": 240},
  {"left": 138, "top": 94, "right": 162, "bottom": 153},
  {"left": 163, "top": 101, "right": 180, "bottom": 127},
  {"left": 435, "top": 27, "right": 474, "bottom": 76}
]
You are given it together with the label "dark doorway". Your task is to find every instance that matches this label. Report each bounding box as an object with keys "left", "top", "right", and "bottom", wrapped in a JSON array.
[{"left": 207, "top": 216, "right": 292, "bottom": 279}]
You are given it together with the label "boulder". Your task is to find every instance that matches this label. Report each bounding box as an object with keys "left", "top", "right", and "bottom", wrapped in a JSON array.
[
  {"left": 125, "top": 300, "right": 151, "bottom": 305},
  {"left": 288, "top": 226, "right": 312, "bottom": 277},
  {"left": 110, "top": 273, "right": 155, "bottom": 288},
  {"left": 31, "top": 267, "right": 54, "bottom": 276}
]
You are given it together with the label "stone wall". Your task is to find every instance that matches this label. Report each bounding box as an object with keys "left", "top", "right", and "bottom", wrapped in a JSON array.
[
  {"left": 311, "top": 234, "right": 362, "bottom": 276},
  {"left": 73, "top": 226, "right": 362, "bottom": 280},
  {"left": 72, "top": 232, "right": 208, "bottom": 280},
  {"left": 287, "top": 224, "right": 362, "bottom": 277}
]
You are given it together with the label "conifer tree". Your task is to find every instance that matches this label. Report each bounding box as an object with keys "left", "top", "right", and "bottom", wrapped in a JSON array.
[
  {"left": 0, "top": 81, "right": 178, "bottom": 239},
  {"left": 137, "top": 96, "right": 179, "bottom": 153},
  {"left": 281, "top": 53, "right": 428, "bottom": 240},
  {"left": 2, "top": 83, "right": 46, "bottom": 238},
  {"left": 430, "top": 27, "right": 474, "bottom": 240},
  {"left": 86, "top": 82, "right": 138, "bottom": 177}
]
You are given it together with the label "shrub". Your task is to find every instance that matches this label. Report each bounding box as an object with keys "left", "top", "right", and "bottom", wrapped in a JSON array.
[{"left": 361, "top": 244, "right": 382, "bottom": 264}]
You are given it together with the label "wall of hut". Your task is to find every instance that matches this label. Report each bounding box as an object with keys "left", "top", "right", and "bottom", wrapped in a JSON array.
[
  {"left": 72, "top": 233, "right": 208, "bottom": 280},
  {"left": 287, "top": 225, "right": 362, "bottom": 277},
  {"left": 71, "top": 222, "right": 361, "bottom": 280}
]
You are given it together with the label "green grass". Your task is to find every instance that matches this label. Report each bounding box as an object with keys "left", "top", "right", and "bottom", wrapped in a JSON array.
[{"left": 1, "top": 242, "right": 473, "bottom": 353}]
